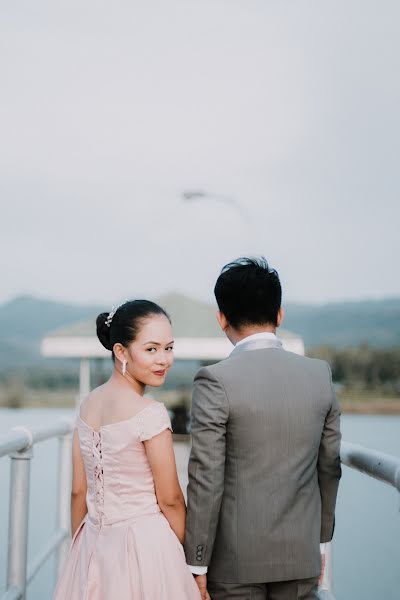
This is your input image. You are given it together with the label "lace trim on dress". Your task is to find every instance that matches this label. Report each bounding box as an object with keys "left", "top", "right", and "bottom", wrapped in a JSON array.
[{"left": 92, "top": 430, "right": 104, "bottom": 522}]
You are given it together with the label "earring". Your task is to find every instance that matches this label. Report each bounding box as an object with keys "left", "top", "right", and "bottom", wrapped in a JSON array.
[{"left": 122, "top": 359, "right": 127, "bottom": 376}]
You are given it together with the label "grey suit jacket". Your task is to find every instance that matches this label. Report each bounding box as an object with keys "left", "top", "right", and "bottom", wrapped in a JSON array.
[{"left": 184, "top": 337, "right": 341, "bottom": 584}]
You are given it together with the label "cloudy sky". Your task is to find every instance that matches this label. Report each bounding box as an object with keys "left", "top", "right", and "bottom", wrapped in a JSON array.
[{"left": 1, "top": 0, "right": 399, "bottom": 306}]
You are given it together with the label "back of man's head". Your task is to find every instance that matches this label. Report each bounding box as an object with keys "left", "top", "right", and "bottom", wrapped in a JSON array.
[{"left": 214, "top": 257, "right": 282, "bottom": 329}]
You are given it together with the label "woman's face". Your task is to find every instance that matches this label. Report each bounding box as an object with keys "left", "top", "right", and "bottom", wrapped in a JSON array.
[{"left": 126, "top": 314, "right": 174, "bottom": 387}]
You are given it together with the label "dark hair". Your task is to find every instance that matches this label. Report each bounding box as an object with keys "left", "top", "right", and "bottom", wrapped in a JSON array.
[
  {"left": 214, "top": 257, "right": 282, "bottom": 329},
  {"left": 96, "top": 300, "right": 170, "bottom": 356}
]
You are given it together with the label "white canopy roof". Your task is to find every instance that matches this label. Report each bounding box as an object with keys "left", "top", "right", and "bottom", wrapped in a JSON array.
[{"left": 41, "top": 293, "right": 305, "bottom": 360}]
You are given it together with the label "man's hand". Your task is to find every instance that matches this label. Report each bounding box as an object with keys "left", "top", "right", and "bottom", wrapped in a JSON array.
[{"left": 194, "top": 574, "right": 211, "bottom": 600}]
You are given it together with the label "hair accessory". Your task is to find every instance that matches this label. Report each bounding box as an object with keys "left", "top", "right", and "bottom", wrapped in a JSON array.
[{"left": 105, "top": 299, "right": 128, "bottom": 328}]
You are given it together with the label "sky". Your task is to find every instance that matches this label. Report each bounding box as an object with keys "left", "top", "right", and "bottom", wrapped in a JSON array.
[{"left": 1, "top": 0, "right": 399, "bottom": 307}]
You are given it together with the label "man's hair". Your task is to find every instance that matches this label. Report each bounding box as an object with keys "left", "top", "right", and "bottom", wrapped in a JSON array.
[{"left": 214, "top": 257, "right": 282, "bottom": 329}]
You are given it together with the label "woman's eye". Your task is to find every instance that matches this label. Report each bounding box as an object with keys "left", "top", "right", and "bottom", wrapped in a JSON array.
[
  {"left": 147, "top": 347, "right": 157, "bottom": 353},
  {"left": 166, "top": 346, "right": 174, "bottom": 352}
]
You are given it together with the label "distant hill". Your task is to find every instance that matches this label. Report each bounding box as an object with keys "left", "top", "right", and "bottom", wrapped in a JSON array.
[
  {"left": 282, "top": 298, "right": 400, "bottom": 349},
  {"left": 0, "top": 296, "right": 102, "bottom": 372},
  {"left": 0, "top": 295, "right": 103, "bottom": 341},
  {"left": 0, "top": 294, "right": 399, "bottom": 375}
]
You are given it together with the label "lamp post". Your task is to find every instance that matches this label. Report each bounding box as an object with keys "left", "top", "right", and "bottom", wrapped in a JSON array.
[{"left": 182, "top": 190, "right": 249, "bottom": 222}]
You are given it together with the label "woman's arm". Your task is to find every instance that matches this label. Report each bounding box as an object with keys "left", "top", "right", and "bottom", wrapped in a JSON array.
[
  {"left": 71, "top": 429, "right": 87, "bottom": 537},
  {"left": 144, "top": 429, "right": 186, "bottom": 543}
]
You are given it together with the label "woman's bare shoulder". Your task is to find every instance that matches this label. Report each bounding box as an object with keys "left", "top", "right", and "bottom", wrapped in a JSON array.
[
  {"left": 79, "top": 384, "right": 108, "bottom": 417},
  {"left": 79, "top": 384, "right": 158, "bottom": 426}
]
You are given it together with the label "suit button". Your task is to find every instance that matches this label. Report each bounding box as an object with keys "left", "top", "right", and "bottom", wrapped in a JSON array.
[{"left": 196, "top": 556, "right": 202, "bottom": 561}]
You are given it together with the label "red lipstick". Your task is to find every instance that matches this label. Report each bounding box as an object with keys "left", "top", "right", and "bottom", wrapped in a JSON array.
[{"left": 154, "top": 370, "right": 166, "bottom": 377}]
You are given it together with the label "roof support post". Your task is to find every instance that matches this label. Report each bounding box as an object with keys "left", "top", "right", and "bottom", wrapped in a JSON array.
[{"left": 78, "top": 358, "right": 90, "bottom": 408}]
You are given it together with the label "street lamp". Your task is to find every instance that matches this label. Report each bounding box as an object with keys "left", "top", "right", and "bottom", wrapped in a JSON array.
[{"left": 182, "top": 190, "right": 249, "bottom": 222}]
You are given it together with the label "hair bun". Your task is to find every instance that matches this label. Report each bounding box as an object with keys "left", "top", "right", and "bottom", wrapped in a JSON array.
[{"left": 96, "top": 312, "right": 113, "bottom": 351}]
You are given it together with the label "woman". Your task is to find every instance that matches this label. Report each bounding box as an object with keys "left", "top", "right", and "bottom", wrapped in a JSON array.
[{"left": 54, "top": 300, "right": 202, "bottom": 599}]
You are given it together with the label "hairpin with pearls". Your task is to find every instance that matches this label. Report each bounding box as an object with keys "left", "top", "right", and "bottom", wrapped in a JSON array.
[{"left": 105, "top": 300, "right": 128, "bottom": 328}]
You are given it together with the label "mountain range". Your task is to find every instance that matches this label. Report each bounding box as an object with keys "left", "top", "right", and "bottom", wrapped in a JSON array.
[{"left": 0, "top": 294, "right": 399, "bottom": 375}]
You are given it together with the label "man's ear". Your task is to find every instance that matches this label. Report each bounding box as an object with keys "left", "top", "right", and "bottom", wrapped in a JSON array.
[
  {"left": 276, "top": 307, "right": 284, "bottom": 328},
  {"left": 216, "top": 311, "right": 229, "bottom": 332}
]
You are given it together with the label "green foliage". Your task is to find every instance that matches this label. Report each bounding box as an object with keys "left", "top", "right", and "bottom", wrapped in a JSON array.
[{"left": 309, "top": 345, "right": 400, "bottom": 394}]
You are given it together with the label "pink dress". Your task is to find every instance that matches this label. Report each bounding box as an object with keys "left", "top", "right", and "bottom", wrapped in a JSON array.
[{"left": 53, "top": 402, "right": 201, "bottom": 600}]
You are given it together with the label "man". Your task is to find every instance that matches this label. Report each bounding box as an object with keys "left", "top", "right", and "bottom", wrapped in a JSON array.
[{"left": 185, "top": 257, "right": 341, "bottom": 600}]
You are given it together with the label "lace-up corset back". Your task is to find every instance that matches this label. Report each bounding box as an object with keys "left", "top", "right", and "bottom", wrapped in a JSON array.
[
  {"left": 76, "top": 402, "right": 172, "bottom": 526},
  {"left": 92, "top": 431, "right": 104, "bottom": 520}
]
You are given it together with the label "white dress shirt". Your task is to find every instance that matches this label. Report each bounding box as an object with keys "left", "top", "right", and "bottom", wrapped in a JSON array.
[
  {"left": 235, "top": 331, "right": 279, "bottom": 348},
  {"left": 188, "top": 331, "right": 325, "bottom": 576}
]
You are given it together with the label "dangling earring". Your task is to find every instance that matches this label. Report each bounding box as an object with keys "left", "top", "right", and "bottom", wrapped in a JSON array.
[{"left": 122, "top": 359, "right": 127, "bottom": 376}]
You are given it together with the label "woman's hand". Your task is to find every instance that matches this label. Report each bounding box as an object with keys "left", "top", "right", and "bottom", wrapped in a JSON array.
[
  {"left": 319, "top": 552, "right": 326, "bottom": 586},
  {"left": 194, "top": 574, "right": 211, "bottom": 600}
]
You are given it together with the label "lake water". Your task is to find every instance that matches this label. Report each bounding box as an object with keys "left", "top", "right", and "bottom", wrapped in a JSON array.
[{"left": 0, "top": 409, "right": 399, "bottom": 599}]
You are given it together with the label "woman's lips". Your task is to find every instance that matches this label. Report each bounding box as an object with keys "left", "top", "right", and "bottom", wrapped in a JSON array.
[{"left": 154, "top": 370, "right": 166, "bottom": 377}]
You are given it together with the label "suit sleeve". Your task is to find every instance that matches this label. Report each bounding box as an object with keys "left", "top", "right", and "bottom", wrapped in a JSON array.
[
  {"left": 184, "top": 366, "right": 229, "bottom": 566},
  {"left": 318, "top": 362, "right": 342, "bottom": 543}
]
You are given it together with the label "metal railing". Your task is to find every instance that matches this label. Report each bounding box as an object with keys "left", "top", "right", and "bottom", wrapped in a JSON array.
[
  {"left": 319, "top": 440, "right": 400, "bottom": 599},
  {"left": 1, "top": 421, "right": 400, "bottom": 600},
  {"left": 0, "top": 419, "right": 73, "bottom": 600}
]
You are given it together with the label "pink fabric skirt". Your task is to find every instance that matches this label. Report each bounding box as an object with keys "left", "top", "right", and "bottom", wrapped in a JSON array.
[{"left": 53, "top": 512, "right": 201, "bottom": 599}]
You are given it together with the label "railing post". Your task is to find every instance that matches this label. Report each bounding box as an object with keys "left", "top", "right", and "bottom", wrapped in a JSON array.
[
  {"left": 55, "top": 431, "right": 73, "bottom": 579},
  {"left": 6, "top": 444, "right": 33, "bottom": 600}
]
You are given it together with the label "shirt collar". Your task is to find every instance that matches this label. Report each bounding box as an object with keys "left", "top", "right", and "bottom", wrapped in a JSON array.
[{"left": 235, "top": 331, "right": 278, "bottom": 348}]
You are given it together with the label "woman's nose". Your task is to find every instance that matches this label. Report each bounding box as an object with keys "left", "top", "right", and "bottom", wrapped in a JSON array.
[{"left": 156, "top": 352, "right": 168, "bottom": 365}]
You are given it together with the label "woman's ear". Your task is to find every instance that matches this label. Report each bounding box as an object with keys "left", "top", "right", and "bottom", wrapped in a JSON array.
[
  {"left": 276, "top": 307, "right": 284, "bottom": 328},
  {"left": 113, "top": 343, "right": 126, "bottom": 364}
]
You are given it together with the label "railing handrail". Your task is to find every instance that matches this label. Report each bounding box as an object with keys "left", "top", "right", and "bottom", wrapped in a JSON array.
[
  {"left": 4, "top": 427, "right": 398, "bottom": 487},
  {"left": 0, "top": 419, "right": 73, "bottom": 459},
  {"left": 340, "top": 440, "right": 400, "bottom": 492}
]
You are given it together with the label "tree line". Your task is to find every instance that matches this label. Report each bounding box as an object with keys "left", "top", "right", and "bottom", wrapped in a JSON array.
[{"left": 309, "top": 344, "right": 400, "bottom": 393}]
